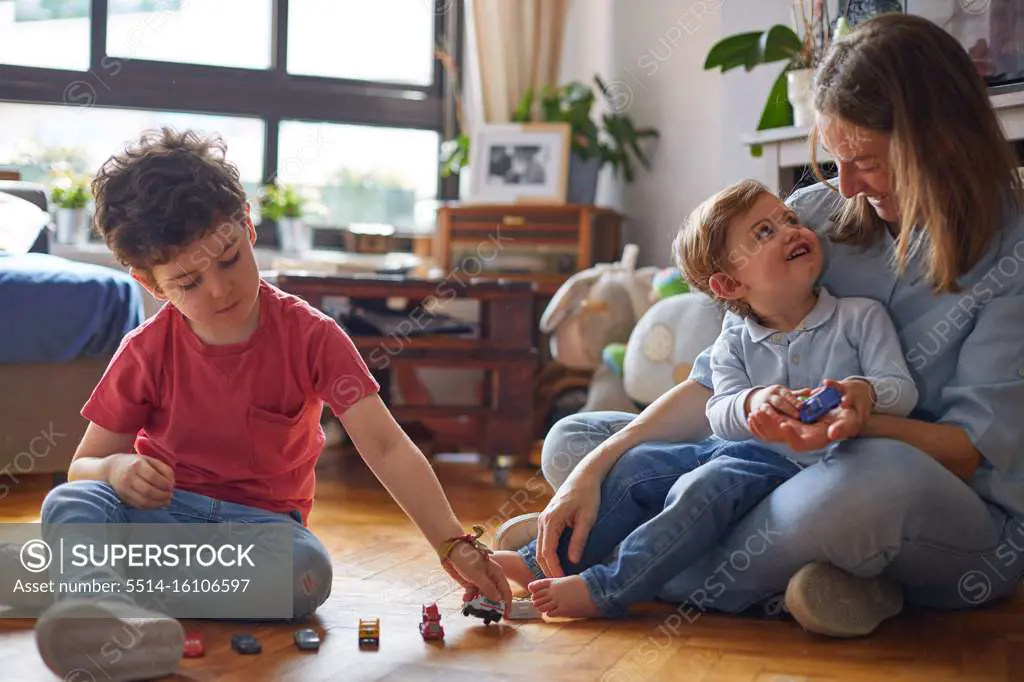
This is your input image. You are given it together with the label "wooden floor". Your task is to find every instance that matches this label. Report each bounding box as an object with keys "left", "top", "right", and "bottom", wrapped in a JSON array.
[{"left": 3, "top": 450, "right": 1024, "bottom": 682}]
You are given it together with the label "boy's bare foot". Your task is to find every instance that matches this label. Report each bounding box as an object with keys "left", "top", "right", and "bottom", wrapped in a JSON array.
[
  {"left": 491, "top": 550, "right": 537, "bottom": 592},
  {"left": 527, "top": 576, "right": 602, "bottom": 619}
]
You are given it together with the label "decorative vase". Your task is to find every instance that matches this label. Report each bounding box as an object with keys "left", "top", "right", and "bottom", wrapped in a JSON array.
[
  {"left": 567, "top": 153, "right": 602, "bottom": 205},
  {"left": 786, "top": 68, "right": 815, "bottom": 128},
  {"left": 277, "top": 217, "right": 311, "bottom": 253},
  {"left": 54, "top": 208, "right": 90, "bottom": 246}
]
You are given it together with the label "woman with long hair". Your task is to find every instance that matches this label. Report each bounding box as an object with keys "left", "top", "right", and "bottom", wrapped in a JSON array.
[{"left": 495, "top": 13, "right": 1024, "bottom": 637}]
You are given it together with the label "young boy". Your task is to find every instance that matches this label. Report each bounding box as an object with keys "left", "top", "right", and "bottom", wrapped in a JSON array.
[
  {"left": 491, "top": 178, "right": 917, "bottom": 621},
  {"left": 8, "top": 128, "right": 511, "bottom": 681}
]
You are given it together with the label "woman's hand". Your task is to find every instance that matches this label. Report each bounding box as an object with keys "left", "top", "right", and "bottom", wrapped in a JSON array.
[
  {"left": 106, "top": 453, "right": 174, "bottom": 508},
  {"left": 441, "top": 541, "right": 514, "bottom": 616},
  {"left": 535, "top": 470, "right": 602, "bottom": 578}
]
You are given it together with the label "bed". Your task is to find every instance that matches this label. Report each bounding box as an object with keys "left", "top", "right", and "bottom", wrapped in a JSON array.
[{"left": 0, "top": 182, "right": 145, "bottom": 484}]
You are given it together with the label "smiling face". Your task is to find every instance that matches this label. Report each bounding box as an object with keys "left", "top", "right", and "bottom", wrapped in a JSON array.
[
  {"left": 136, "top": 214, "right": 262, "bottom": 345},
  {"left": 709, "top": 192, "right": 822, "bottom": 319},
  {"left": 818, "top": 114, "right": 898, "bottom": 222}
]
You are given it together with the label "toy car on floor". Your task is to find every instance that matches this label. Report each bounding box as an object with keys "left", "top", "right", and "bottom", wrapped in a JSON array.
[
  {"left": 462, "top": 594, "right": 504, "bottom": 625},
  {"left": 230, "top": 633, "right": 261, "bottom": 655},
  {"left": 358, "top": 618, "right": 380, "bottom": 650},
  {"left": 294, "top": 628, "right": 321, "bottom": 651},
  {"left": 419, "top": 602, "right": 445, "bottom": 641},
  {"left": 183, "top": 632, "right": 204, "bottom": 658}
]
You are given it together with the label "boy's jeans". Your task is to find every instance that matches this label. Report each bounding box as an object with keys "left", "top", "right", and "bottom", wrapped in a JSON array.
[
  {"left": 518, "top": 439, "right": 801, "bottom": 617},
  {"left": 39, "top": 481, "right": 332, "bottom": 620}
]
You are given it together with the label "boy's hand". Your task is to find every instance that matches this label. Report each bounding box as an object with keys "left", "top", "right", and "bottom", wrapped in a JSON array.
[
  {"left": 441, "top": 542, "right": 514, "bottom": 618},
  {"left": 747, "top": 384, "right": 801, "bottom": 420},
  {"left": 107, "top": 454, "right": 175, "bottom": 508}
]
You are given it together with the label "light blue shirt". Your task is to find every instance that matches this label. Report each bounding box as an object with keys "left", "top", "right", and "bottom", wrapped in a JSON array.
[
  {"left": 706, "top": 288, "right": 918, "bottom": 464},
  {"left": 692, "top": 182, "right": 1024, "bottom": 518}
]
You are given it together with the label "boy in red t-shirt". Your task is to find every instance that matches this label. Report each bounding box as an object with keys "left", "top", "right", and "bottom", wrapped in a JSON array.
[{"left": 23, "top": 128, "right": 511, "bottom": 681}]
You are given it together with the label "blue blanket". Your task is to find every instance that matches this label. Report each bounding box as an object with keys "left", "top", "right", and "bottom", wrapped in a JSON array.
[{"left": 0, "top": 253, "right": 145, "bottom": 364}]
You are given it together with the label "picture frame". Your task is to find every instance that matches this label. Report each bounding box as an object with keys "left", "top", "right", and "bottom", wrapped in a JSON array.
[{"left": 466, "top": 123, "right": 571, "bottom": 204}]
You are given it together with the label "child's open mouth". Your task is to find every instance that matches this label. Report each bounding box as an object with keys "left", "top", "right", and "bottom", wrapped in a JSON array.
[{"left": 786, "top": 244, "right": 811, "bottom": 261}]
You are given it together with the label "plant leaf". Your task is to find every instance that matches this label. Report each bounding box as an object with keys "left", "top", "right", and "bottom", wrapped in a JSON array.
[
  {"left": 757, "top": 24, "right": 804, "bottom": 64},
  {"left": 757, "top": 67, "right": 793, "bottom": 131},
  {"left": 512, "top": 88, "right": 534, "bottom": 123},
  {"left": 704, "top": 31, "right": 763, "bottom": 72}
]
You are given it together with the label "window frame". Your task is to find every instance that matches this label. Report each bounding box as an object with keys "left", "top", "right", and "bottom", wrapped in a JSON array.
[{"left": 0, "top": 0, "right": 463, "bottom": 200}]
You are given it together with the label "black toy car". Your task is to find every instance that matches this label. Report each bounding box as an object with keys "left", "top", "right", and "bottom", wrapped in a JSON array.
[{"left": 230, "top": 633, "right": 262, "bottom": 655}]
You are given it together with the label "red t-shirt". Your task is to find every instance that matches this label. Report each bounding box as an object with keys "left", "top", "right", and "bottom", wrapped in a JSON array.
[{"left": 82, "top": 280, "right": 379, "bottom": 524}]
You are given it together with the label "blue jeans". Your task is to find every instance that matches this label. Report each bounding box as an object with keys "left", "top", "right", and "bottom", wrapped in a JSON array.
[
  {"left": 518, "top": 439, "right": 801, "bottom": 617},
  {"left": 40, "top": 481, "right": 332, "bottom": 620},
  {"left": 534, "top": 411, "right": 1024, "bottom": 615}
]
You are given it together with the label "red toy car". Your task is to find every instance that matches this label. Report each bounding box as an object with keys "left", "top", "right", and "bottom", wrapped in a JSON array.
[
  {"left": 183, "top": 632, "right": 204, "bottom": 658},
  {"left": 419, "top": 603, "right": 444, "bottom": 641}
]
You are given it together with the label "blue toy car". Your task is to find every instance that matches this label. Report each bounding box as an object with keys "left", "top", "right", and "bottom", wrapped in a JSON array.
[{"left": 798, "top": 385, "right": 843, "bottom": 423}]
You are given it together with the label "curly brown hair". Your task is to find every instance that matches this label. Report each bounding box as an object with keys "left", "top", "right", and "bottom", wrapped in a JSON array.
[{"left": 91, "top": 127, "right": 248, "bottom": 274}]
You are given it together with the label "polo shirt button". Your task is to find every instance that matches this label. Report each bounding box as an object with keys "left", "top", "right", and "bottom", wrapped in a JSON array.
[
  {"left": 792, "top": 354, "right": 801, "bottom": 365},
  {"left": 772, "top": 334, "right": 782, "bottom": 343}
]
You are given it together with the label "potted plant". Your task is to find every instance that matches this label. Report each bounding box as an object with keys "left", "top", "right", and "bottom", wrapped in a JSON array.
[
  {"left": 258, "top": 182, "right": 308, "bottom": 253},
  {"left": 704, "top": 1, "right": 852, "bottom": 156},
  {"left": 439, "top": 69, "right": 659, "bottom": 204},
  {"left": 50, "top": 170, "right": 91, "bottom": 246}
]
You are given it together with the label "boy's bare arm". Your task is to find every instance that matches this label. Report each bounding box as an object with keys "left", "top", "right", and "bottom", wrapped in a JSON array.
[
  {"left": 68, "top": 423, "right": 174, "bottom": 508},
  {"left": 339, "top": 395, "right": 464, "bottom": 548}
]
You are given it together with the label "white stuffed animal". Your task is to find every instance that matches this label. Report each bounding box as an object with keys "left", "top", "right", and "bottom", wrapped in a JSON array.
[
  {"left": 539, "top": 244, "right": 658, "bottom": 371},
  {"left": 621, "top": 291, "right": 724, "bottom": 405}
]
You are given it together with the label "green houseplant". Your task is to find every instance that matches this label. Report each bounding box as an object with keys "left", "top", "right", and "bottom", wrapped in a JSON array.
[
  {"left": 704, "top": 2, "right": 850, "bottom": 156},
  {"left": 49, "top": 170, "right": 92, "bottom": 245},
  {"left": 258, "top": 182, "right": 310, "bottom": 253},
  {"left": 439, "top": 72, "right": 659, "bottom": 203}
]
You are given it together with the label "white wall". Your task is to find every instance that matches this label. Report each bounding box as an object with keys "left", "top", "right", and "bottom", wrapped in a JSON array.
[{"left": 559, "top": 0, "right": 796, "bottom": 268}]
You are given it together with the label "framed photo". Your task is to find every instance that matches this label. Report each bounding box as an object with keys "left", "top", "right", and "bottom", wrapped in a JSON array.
[{"left": 467, "top": 123, "right": 571, "bottom": 204}]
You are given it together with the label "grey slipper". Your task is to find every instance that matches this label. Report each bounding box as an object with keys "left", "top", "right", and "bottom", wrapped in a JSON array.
[
  {"left": 784, "top": 562, "right": 903, "bottom": 638},
  {"left": 35, "top": 598, "right": 184, "bottom": 681},
  {"left": 0, "top": 542, "right": 53, "bottom": 610},
  {"left": 494, "top": 512, "right": 541, "bottom": 551}
]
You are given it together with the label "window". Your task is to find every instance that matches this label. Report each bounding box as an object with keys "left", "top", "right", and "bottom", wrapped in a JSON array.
[
  {"left": 276, "top": 121, "right": 439, "bottom": 231},
  {"left": 287, "top": 0, "right": 436, "bottom": 85},
  {"left": 106, "top": 0, "right": 272, "bottom": 70},
  {"left": 0, "top": 0, "right": 90, "bottom": 71},
  {"left": 0, "top": 2, "right": 461, "bottom": 248},
  {"left": 0, "top": 101, "right": 265, "bottom": 199}
]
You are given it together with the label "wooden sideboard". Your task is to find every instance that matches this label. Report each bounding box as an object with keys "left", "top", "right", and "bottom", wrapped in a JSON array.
[{"left": 434, "top": 204, "right": 623, "bottom": 296}]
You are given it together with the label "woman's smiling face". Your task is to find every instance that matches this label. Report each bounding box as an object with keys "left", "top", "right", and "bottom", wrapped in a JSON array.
[{"left": 818, "top": 113, "right": 899, "bottom": 223}]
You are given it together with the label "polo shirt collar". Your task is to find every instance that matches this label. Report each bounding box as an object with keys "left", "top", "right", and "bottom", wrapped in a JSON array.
[{"left": 744, "top": 288, "right": 837, "bottom": 343}]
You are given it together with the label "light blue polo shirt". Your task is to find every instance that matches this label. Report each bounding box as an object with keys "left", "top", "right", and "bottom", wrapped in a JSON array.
[
  {"left": 691, "top": 182, "right": 1024, "bottom": 519},
  {"left": 706, "top": 288, "right": 918, "bottom": 464}
]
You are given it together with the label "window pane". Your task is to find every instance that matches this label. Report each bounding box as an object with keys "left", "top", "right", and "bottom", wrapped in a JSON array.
[
  {"left": 0, "top": 0, "right": 90, "bottom": 70},
  {"left": 276, "top": 121, "right": 439, "bottom": 231},
  {"left": 0, "top": 102, "right": 264, "bottom": 203},
  {"left": 288, "top": 0, "right": 434, "bottom": 85},
  {"left": 107, "top": 0, "right": 272, "bottom": 70}
]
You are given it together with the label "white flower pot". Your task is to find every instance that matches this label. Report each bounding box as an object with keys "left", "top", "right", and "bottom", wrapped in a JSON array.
[
  {"left": 786, "top": 68, "right": 815, "bottom": 128},
  {"left": 54, "top": 208, "right": 90, "bottom": 246},
  {"left": 277, "top": 217, "right": 311, "bottom": 253}
]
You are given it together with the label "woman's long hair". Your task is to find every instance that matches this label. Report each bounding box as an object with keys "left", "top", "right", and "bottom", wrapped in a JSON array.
[{"left": 810, "top": 13, "right": 1023, "bottom": 293}]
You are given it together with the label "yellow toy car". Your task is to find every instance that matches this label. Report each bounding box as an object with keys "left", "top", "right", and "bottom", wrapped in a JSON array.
[{"left": 358, "top": 618, "right": 380, "bottom": 650}]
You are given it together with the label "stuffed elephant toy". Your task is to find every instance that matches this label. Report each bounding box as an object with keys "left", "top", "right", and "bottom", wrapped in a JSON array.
[{"left": 539, "top": 244, "right": 659, "bottom": 371}]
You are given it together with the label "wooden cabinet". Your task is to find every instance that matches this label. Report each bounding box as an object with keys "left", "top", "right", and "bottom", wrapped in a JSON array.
[{"left": 434, "top": 204, "right": 623, "bottom": 295}]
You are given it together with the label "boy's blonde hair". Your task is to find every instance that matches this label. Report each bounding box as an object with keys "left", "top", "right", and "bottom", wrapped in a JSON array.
[{"left": 673, "top": 178, "right": 771, "bottom": 317}]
